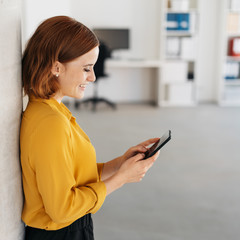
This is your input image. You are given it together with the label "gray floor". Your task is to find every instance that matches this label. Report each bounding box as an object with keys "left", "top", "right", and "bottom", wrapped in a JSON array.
[{"left": 69, "top": 102, "right": 240, "bottom": 240}]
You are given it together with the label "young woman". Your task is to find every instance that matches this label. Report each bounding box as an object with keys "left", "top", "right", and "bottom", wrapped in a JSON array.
[{"left": 20, "top": 16, "right": 160, "bottom": 240}]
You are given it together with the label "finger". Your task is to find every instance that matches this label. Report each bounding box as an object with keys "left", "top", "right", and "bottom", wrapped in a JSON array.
[
  {"left": 151, "top": 150, "right": 160, "bottom": 162},
  {"left": 143, "top": 150, "right": 160, "bottom": 165},
  {"left": 138, "top": 138, "right": 160, "bottom": 148},
  {"left": 132, "top": 153, "right": 145, "bottom": 162},
  {"left": 140, "top": 173, "right": 145, "bottom": 180},
  {"left": 131, "top": 145, "right": 148, "bottom": 153},
  {"left": 150, "top": 150, "right": 160, "bottom": 161}
]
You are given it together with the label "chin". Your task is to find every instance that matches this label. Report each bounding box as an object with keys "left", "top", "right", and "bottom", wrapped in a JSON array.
[
  {"left": 66, "top": 91, "right": 84, "bottom": 100},
  {"left": 74, "top": 93, "right": 84, "bottom": 99}
]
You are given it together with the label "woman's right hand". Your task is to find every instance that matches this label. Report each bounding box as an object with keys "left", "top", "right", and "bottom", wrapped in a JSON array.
[
  {"left": 116, "top": 150, "right": 160, "bottom": 184},
  {"left": 103, "top": 150, "right": 160, "bottom": 195}
]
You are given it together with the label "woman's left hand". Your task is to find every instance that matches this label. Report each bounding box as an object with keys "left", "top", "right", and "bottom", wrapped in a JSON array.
[{"left": 119, "top": 138, "right": 160, "bottom": 166}]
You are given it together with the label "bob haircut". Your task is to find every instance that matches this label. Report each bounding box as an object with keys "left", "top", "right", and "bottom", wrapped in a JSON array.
[{"left": 22, "top": 16, "right": 99, "bottom": 99}]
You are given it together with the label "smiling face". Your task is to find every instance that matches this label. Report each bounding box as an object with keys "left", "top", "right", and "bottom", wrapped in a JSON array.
[{"left": 52, "top": 46, "right": 99, "bottom": 103}]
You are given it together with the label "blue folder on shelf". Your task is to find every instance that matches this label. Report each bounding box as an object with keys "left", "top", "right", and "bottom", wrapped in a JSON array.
[
  {"left": 166, "top": 13, "right": 190, "bottom": 31},
  {"left": 224, "top": 61, "right": 239, "bottom": 80}
]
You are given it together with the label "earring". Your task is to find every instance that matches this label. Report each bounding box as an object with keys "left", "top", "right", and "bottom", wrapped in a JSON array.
[{"left": 56, "top": 74, "right": 59, "bottom": 77}]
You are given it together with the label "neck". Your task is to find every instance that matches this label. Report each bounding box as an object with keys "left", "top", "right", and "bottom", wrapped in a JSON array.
[{"left": 52, "top": 93, "right": 63, "bottom": 104}]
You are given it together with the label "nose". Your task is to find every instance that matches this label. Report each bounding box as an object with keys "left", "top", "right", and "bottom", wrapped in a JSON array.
[{"left": 87, "top": 70, "right": 96, "bottom": 83}]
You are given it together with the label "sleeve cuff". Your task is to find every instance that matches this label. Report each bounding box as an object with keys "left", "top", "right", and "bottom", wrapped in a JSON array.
[
  {"left": 86, "top": 181, "right": 106, "bottom": 214},
  {"left": 97, "top": 163, "right": 104, "bottom": 181}
]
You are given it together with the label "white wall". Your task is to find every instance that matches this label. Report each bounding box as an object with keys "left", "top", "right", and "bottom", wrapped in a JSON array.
[
  {"left": 21, "top": 0, "right": 71, "bottom": 109},
  {"left": 0, "top": 0, "right": 24, "bottom": 239},
  {"left": 196, "top": 0, "right": 219, "bottom": 102},
  {"left": 22, "top": 0, "right": 71, "bottom": 47}
]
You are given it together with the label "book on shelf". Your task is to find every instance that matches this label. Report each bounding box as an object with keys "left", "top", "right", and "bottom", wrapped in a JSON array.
[
  {"left": 165, "top": 36, "right": 196, "bottom": 60},
  {"left": 224, "top": 61, "right": 239, "bottom": 79},
  {"left": 166, "top": 37, "right": 181, "bottom": 57},
  {"left": 181, "top": 37, "right": 197, "bottom": 60},
  {"left": 166, "top": 12, "right": 196, "bottom": 33},
  {"left": 228, "top": 37, "right": 240, "bottom": 56},
  {"left": 227, "top": 12, "right": 240, "bottom": 34},
  {"left": 169, "top": 0, "right": 190, "bottom": 11},
  {"left": 166, "top": 13, "right": 190, "bottom": 31}
]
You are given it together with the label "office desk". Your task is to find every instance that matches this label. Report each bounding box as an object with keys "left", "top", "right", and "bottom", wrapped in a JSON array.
[
  {"left": 106, "top": 59, "right": 162, "bottom": 68},
  {"left": 105, "top": 59, "right": 163, "bottom": 106}
]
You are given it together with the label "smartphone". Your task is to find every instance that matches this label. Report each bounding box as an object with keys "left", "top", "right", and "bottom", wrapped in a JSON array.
[{"left": 144, "top": 130, "right": 171, "bottom": 159}]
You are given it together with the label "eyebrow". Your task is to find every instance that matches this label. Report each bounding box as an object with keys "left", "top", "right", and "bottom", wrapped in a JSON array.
[{"left": 83, "top": 64, "right": 94, "bottom": 67}]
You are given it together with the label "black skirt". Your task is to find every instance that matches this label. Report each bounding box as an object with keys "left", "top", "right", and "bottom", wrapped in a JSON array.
[{"left": 25, "top": 214, "right": 94, "bottom": 240}]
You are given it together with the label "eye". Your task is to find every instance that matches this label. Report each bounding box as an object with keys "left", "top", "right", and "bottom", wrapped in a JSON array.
[{"left": 84, "top": 68, "right": 90, "bottom": 72}]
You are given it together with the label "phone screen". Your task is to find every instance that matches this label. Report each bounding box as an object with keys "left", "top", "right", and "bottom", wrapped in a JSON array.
[{"left": 144, "top": 130, "right": 171, "bottom": 159}]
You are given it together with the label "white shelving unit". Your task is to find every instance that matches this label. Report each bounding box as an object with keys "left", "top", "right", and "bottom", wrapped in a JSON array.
[
  {"left": 217, "top": 0, "right": 240, "bottom": 106},
  {"left": 158, "top": 0, "right": 199, "bottom": 107}
]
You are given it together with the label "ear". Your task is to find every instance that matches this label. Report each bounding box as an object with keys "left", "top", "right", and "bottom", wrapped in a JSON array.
[{"left": 51, "top": 61, "right": 64, "bottom": 77}]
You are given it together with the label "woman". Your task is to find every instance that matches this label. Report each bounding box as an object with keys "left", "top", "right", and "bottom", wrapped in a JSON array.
[{"left": 20, "top": 16, "right": 160, "bottom": 240}]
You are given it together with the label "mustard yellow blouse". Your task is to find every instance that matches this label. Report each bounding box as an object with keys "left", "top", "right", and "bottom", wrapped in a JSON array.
[{"left": 20, "top": 96, "right": 106, "bottom": 230}]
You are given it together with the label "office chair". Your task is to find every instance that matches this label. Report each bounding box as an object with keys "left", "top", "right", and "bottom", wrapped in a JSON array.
[{"left": 75, "top": 42, "right": 116, "bottom": 111}]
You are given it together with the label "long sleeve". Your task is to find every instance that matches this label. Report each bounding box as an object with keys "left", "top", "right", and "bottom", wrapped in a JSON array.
[
  {"left": 97, "top": 163, "right": 104, "bottom": 181},
  {"left": 28, "top": 114, "right": 106, "bottom": 225}
]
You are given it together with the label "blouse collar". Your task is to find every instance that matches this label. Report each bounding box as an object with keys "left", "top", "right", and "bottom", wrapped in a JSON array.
[{"left": 29, "top": 95, "right": 73, "bottom": 120}]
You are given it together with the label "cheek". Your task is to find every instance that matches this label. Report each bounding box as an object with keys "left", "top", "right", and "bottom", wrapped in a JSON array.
[
  {"left": 72, "top": 71, "right": 85, "bottom": 83},
  {"left": 62, "top": 67, "right": 86, "bottom": 87}
]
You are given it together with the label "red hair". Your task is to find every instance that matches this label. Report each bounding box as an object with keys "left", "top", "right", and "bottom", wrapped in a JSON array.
[{"left": 22, "top": 16, "right": 99, "bottom": 99}]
